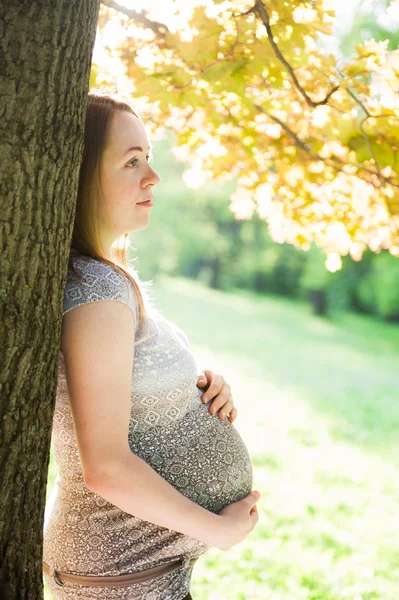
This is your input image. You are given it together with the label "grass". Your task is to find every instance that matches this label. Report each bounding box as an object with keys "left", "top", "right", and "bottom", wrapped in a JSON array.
[{"left": 44, "top": 276, "right": 399, "bottom": 599}]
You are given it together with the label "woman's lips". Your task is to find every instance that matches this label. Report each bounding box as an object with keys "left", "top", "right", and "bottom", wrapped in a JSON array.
[{"left": 137, "top": 199, "right": 153, "bottom": 206}]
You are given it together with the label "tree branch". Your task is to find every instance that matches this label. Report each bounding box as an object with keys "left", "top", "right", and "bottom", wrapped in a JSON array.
[
  {"left": 261, "top": 109, "right": 314, "bottom": 156},
  {"left": 345, "top": 87, "right": 371, "bottom": 117},
  {"left": 253, "top": 0, "right": 339, "bottom": 107},
  {"left": 101, "top": 0, "right": 170, "bottom": 38},
  {"left": 254, "top": 103, "right": 399, "bottom": 192}
]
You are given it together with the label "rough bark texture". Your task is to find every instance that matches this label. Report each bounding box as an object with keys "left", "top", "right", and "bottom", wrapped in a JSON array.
[{"left": 0, "top": 1, "right": 100, "bottom": 598}]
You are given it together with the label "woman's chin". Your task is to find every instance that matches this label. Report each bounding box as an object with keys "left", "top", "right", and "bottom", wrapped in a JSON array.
[{"left": 131, "top": 218, "right": 150, "bottom": 233}]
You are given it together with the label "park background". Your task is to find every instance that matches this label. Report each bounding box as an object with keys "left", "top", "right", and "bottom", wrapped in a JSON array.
[{"left": 44, "top": 1, "right": 399, "bottom": 599}]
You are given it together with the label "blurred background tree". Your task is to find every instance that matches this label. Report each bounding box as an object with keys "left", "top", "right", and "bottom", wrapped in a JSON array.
[
  {"left": 339, "top": 0, "right": 399, "bottom": 56},
  {"left": 132, "top": 125, "right": 398, "bottom": 321},
  {"left": 98, "top": 0, "right": 399, "bottom": 264},
  {"left": 91, "top": 0, "right": 399, "bottom": 321}
]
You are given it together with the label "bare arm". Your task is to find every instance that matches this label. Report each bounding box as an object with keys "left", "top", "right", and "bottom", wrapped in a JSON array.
[
  {"left": 61, "top": 296, "right": 222, "bottom": 548},
  {"left": 87, "top": 451, "right": 221, "bottom": 547}
]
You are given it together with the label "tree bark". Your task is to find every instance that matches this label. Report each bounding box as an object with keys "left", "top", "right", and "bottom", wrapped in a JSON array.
[{"left": 0, "top": 1, "right": 100, "bottom": 598}]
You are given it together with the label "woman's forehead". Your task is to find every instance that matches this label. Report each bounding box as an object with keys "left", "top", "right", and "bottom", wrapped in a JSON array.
[{"left": 108, "top": 112, "right": 149, "bottom": 154}]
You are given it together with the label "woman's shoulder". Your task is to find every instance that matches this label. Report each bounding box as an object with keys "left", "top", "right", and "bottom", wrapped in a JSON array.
[
  {"left": 66, "top": 256, "right": 129, "bottom": 297},
  {"left": 64, "top": 256, "right": 138, "bottom": 323},
  {"left": 68, "top": 255, "right": 119, "bottom": 277}
]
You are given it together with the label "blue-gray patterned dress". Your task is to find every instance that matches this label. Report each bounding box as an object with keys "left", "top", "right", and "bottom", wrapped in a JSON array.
[{"left": 43, "top": 256, "right": 253, "bottom": 600}]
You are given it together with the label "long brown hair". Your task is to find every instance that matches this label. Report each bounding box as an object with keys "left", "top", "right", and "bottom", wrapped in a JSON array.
[{"left": 68, "top": 90, "right": 153, "bottom": 333}]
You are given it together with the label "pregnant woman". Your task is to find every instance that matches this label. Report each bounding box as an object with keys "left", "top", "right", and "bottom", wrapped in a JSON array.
[{"left": 43, "top": 91, "right": 260, "bottom": 600}]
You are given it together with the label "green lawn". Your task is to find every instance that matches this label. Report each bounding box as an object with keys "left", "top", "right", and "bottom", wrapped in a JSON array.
[{"left": 45, "top": 276, "right": 399, "bottom": 600}]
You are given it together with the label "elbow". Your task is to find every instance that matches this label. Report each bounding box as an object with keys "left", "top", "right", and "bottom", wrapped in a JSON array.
[
  {"left": 84, "top": 472, "right": 103, "bottom": 492},
  {"left": 83, "top": 452, "right": 130, "bottom": 493},
  {"left": 83, "top": 464, "right": 114, "bottom": 493}
]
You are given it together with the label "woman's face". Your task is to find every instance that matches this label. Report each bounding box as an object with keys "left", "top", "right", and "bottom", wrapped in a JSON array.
[{"left": 98, "top": 110, "right": 161, "bottom": 253}]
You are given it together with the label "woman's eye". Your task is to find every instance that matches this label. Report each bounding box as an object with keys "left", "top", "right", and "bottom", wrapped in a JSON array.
[{"left": 127, "top": 155, "right": 152, "bottom": 167}]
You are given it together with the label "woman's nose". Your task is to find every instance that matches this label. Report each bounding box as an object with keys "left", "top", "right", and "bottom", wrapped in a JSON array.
[{"left": 150, "top": 168, "right": 161, "bottom": 185}]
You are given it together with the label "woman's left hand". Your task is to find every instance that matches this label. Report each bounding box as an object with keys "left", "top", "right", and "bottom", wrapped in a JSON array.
[{"left": 196, "top": 370, "right": 238, "bottom": 423}]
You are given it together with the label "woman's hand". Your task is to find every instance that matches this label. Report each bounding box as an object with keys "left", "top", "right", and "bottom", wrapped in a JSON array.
[
  {"left": 214, "top": 490, "right": 260, "bottom": 551},
  {"left": 196, "top": 370, "right": 238, "bottom": 423}
]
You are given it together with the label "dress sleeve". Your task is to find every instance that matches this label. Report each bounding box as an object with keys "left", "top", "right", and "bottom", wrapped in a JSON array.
[{"left": 63, "top": 257, "right": 138, "bottom": 327}]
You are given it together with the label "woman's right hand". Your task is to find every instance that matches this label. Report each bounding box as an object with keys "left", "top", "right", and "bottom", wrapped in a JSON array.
[{"left": 213, "top": 490, "right": 261, "bottom": 551}]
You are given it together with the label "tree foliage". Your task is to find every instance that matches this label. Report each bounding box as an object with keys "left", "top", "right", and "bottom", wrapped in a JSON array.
[{"left": 97, "top": 0, "right": 399, "bottom": 270}]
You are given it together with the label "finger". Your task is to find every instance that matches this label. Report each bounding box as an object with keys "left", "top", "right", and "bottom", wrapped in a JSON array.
[
  {"left": 228, "top": 407, "right": 238, "bottom": 423},
  {"left": 197, "top": 373, "right": 208, "bottom": 388},
  {"left": 218, "top": 399, "right": 234, "bottom": 420},
  {"left": 208, "top": 395, "right": 228, "bottom": 412},
  {"left": 202, "top": 375, "right": 227, "bottom": 403},
  {"left": 202, "top": 369, "right": 215, "bottom": 381},
  {"left": 197, "top": 370, "right": 210, "bottom": 385},
  {"left": 208, "top": 385, "right": 232, "bottom": 413}
]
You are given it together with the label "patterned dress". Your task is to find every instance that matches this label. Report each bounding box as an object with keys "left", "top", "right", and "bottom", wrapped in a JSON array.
[{"left": 43, "top": 256, "right": 253, "bottom": 599}]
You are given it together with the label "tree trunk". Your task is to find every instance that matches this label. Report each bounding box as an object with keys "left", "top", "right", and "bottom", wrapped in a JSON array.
[
  {"left": 0, "top": 1, "right": 100, "bottom": 598},
  {"left": 310, "top": 290, "right": 327, "bottom": 315},
  {"left": 209, "top": 255, "right": 221, "bottom": 289}
]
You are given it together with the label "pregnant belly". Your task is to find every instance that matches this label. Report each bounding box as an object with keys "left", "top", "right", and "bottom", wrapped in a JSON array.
[{"left": 128, "top": 398, "right": 253, "bottom": 513}]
